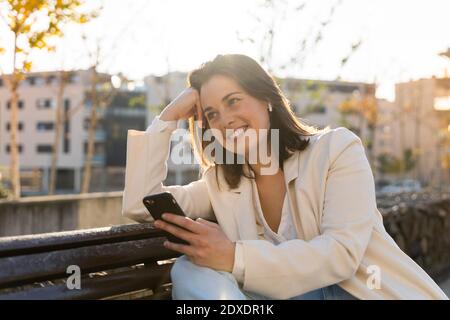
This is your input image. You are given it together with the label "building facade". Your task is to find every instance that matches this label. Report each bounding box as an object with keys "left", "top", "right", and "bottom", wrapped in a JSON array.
[
  {"left": 0, "top": 70, "right": 109, "bottom": 195},
  {"left": 387, "top": 77, "right": 449, "bottom": 187}
]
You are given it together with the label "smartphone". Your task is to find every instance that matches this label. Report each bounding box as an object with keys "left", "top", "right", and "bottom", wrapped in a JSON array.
[{"left": 142, "top": 192, "right": 190, "bottom": 245}]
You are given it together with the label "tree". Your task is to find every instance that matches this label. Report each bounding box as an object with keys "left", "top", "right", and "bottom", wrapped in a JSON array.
[
  {"left": 237, "top": 0, "right": 344, "bottom": 73},
  {"left": 48, "top": 70, "right": 70, "bottom": 195},
  {"left": 77, "top": 1, "right": 150, "bottom": 193},
  {"left": 237, "top": 0, "right": 362, "bottom": 118},
  {"left": 0, "top": 0, "right": 94, "bottom": 199},
  {"left": 376, "top": 149, "right": 416, "bottom": 176},
  {"left": 48, "top": 28, "right": 101, "bottom": 195},
  {"left": 337, "top": 90, "right": 378, "bottom": 163},
  {"left": 78, "top": 34, "right": 127, "bottom": 193}
]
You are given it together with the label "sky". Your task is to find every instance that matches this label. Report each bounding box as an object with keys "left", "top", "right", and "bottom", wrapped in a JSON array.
[{"left": 0, "top": 0, "right": 449, "bottom": 101}]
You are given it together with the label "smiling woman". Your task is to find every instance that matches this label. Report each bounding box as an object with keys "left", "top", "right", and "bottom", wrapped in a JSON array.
[
  {"left": 122, "top": 54, "right": 448, "bottom": 300},
  {"left": 187, "top": 54, "right": 326, "bottom": 189}
]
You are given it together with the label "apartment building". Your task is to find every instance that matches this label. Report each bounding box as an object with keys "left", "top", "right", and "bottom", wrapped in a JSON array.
[
  {"left": 388, "top": 77, "right": 450, "bottom": 187},
  {"left": 371, "top": 98, "right": 396, "bottom": 154},
  {"left": 0, "top": 69, "right": 109, "bottom": 195},
  {"left": 281, "top": 78, "right": 376, "bottom": 135}
]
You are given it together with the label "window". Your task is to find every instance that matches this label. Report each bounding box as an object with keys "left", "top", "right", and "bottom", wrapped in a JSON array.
[
  {"left": 35, "top": 77, "right": 45, "bottom": 85},
  {"left": 64, "top": 99, "right": 70, "bottom": 110},
  {"left": 46, "top": 75, "right": 57, "bottom": 85},
  {"left": 0, "top": 78, "right": 3, "bottom": 87},
  {"left": 68, "top": 74, "right": 79, "bottom": 84},
  {"left": 36, "top": 98, "right": 54, "bottom": 109},
  {"left": 84, "top": 118, "right": 104, "bottom": 130},
  {"left": 84, "top": 141, "right": 105, "bottom": 154},
  {"left": 6, "top": 122, "right": 24, "bottom": 131},
  {"left": 5, "top": 144, "right": 23, "bottom": 153},
  {"left": 36, "top": 145, "right": 53, "bottom": 153},
  {"left": 63, "top": 133, "right": 70, "bottom": 153},
  {"left": 26, "top": 76, "right": 45, "bottom": 86},
  {"left": 6, "top": 100, "right": 24, "bottom": 109},
  {"left": 63, "top": 99, "right": 70, "bottom": 153},
  {"left": 55, "top": 169, "right": 75, "bottom": 190},
  {"left": 36, "top": 122, "right": 54, "bottom": 131},
  {"left": 27, "top": 77, "right": 36, "bottom": 86}
]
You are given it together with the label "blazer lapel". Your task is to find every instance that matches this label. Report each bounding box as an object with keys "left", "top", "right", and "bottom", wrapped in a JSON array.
[
  {"left": 283, "top": 152, "right": 305, "bottom": 239},
  {"left": 283, "top": 151, "right": 320, "bottom": 241},
  {"left": 230, "top": 176, "right": 259, "bottom": 241}
]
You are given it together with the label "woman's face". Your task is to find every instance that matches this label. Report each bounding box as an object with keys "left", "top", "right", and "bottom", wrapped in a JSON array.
[{"left": 200, "top": 74, "right": 270, "bottom": 157}]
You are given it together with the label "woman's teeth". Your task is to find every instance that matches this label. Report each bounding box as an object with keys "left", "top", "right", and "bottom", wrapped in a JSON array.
[{"left": 227, "top": 126, "right": 247, "bottom": 139}]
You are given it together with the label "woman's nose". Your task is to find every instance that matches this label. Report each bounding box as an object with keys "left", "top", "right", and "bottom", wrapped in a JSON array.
[{"left": 221, "top": 111, "right": 235, "bottom": 128}]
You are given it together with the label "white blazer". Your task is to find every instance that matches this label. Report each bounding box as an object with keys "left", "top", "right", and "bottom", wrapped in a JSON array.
[{"left": 122, "top": 118, "right": 448, "bottom": 300}]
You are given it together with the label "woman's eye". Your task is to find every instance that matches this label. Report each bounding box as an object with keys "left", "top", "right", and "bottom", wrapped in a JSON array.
[
  {"left": 205, "top": 112, "right": 218, "bottom": 120},
  {"left": 228, "top": 98, "right": 240, "bottom": 106}
]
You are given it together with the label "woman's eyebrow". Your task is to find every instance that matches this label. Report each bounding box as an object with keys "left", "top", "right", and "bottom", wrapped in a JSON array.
[
  {"left": 204, "top": 91, "right": 243, "bottom": 112},
  {"left": 203, "top": 106, "right": 214, "bottom": 113},
  {"left": 221, "top": 91, "right": 242, "bottom": 102}
]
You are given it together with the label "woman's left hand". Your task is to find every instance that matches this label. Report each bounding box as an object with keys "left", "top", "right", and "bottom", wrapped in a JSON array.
[{"left": 154, "top": 213, "right": 236, "bottom": 272}]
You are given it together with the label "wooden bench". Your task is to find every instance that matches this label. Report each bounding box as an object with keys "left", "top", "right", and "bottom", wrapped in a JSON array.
[
  {"left": 1, "top": 196, "right": 448, "bottom": 300},
  {"left": 0, "top": 223, "right": 180, "bottom": 300}
]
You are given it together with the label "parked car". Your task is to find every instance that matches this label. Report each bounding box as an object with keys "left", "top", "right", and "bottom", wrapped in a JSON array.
[{"left": 377, "top": 179, "right": 422, "bottom": 195}]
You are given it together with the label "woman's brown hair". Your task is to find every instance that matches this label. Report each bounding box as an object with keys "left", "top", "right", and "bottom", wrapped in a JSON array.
[{"left": 187, "top": 54, "right": 327, "bottom": 189}]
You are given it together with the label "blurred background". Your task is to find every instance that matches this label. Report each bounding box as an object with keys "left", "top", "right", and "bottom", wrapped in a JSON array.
[{"left": 0, "top": 0, "right": 449, "bottom": 295}]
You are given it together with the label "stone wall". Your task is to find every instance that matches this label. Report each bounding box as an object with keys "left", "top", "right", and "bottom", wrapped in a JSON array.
[
  {"left": 379, "top": 193, "right": 450, "bottom": 280},
  {"left": 0, "top": 192, "right": 133, "bottom": 237}
]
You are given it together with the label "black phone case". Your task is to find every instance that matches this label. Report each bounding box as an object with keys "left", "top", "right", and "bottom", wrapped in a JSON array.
[{"left": 142, "top": 192, "right": 190, "bottom": 245}]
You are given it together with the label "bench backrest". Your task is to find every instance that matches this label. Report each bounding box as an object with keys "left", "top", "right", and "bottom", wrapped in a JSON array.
[{"left": 0, "top": 223, "right": 180, "bottom": 300}]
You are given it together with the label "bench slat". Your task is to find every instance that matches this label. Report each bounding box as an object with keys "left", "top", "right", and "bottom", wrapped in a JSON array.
[
  {"left": 0, "top": 223, "right": 165, "bottom": 258},
  {"left": 0, "top": 237, "right": 180, "bottom": 289},
  {"left": 0, "top": 263, "right": 172, "bottom": 300}
]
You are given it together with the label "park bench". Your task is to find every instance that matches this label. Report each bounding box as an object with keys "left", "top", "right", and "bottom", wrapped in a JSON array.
[{"left": 0, "top": 223, "right": 180, "bottom": 300}]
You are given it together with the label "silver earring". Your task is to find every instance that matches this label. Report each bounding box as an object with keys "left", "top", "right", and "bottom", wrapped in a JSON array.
[{"left": 268, "top": 103, "right": 273, "bottom": 112}]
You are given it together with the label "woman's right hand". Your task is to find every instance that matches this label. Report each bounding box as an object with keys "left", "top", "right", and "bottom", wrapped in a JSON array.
[{"left": 159, "top": 88, "right": 203, "bottom": 124}]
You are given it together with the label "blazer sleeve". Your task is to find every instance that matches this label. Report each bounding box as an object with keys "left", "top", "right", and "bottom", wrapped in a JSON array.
[
  {"left": 238, "top": 127, "right": 376, "bottom": 299},
  {"left": 121, "top": 117, "right": 214, "bottom": 223}
]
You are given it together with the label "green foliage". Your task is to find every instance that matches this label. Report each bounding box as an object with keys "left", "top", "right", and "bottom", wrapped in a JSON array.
[
  {"left": 402, "top": 148, "right": 416, "bottom": 172},
  {"left": 0, "top": 182, "right": 9, "bottom": 199},
  {"left": 376, "top": 148, "right": 417, "bottom": 174},
  {"left": 128, "top": 94, "right": 146, "bottom": 108}
]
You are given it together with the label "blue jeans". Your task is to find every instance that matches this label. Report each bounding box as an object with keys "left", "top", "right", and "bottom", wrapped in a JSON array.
[{"left": 170, "top": 255, "right": 358, "bottom": 300}]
